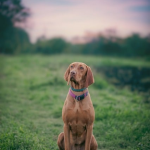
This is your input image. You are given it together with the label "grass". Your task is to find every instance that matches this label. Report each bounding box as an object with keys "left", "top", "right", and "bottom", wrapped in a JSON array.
[{"left": 0, "top": 54, "right": 150, "bottom": 150}]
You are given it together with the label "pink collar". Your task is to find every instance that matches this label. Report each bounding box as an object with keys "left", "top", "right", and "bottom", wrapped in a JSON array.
[{"left": 69, "top": 88, "right": 88, "bottom": 101}]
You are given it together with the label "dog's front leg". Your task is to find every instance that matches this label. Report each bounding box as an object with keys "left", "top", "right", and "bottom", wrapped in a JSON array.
[
  {"left": 85, "top": 125, "right": 93, "bottom": 150},
  {"left": 64, "top": 123, "right": 70, "bottom": 150}
]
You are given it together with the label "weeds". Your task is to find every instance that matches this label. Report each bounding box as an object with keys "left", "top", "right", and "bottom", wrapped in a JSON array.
[{"left": 0, "top": 55, "right": 150, "bottom": 150}]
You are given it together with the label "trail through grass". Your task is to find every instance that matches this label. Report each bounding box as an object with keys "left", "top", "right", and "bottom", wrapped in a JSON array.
[{"left": 0, "top": 55, "right": 150, "bottom": 150}]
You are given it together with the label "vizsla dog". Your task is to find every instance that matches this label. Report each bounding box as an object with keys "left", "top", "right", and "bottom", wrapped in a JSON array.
[{"left": 57, "top": 62, "right": 98, "bottom": 150}]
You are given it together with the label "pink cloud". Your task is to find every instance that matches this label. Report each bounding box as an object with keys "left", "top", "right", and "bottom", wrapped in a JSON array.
[{"left": 23, "top": 0, "right": 150, "bottom": 42}]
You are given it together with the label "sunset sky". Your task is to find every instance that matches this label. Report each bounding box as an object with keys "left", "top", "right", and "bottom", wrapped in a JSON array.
[{"left": 22, "top": 0, "right": 150, "bottom": 43}]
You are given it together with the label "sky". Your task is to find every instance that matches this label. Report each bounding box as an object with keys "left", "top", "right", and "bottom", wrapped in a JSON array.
[{"left": 22, "top": 0, "right": 150, "bottom": 43}]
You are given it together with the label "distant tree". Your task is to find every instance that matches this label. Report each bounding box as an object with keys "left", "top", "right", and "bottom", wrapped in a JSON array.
[
  {"left": 0, "top": 0, "right": 30, "bottom": 54},
  {"left": 80, "top": 33, "right": 150, "bottom": 57},
  {"left": 0, "top": 0, "right": 29, "bottom": 30},
  {"left": 35, "top": 38, "right": 69, "bottom": 54},
  {"left": 2, "top": 27, "right": 31, "bottom": 54},
  {"left": 82, "top": 36, "right": 122, "bottom": 56},
  {"left": 123, "top": 34, "right": 150, "bottom": 57},
  {"left": 48, "top": 38, "right": 69, "bottom": 54}
]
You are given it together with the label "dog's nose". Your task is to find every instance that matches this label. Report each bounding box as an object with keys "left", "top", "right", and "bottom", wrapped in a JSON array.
[{"left": 71, "top": 71, "right": 76, "bottom": 76}]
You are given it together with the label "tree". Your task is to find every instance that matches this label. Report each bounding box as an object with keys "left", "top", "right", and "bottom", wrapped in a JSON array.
[
  {"left": 35, "top": 38, "right": 69, "bottom": 54},
  {"left": 123, "top": 34, "right": 150, "bottom": 57},
  {"left": 0, "top": 0, "right": 30, "bottom": 54}
]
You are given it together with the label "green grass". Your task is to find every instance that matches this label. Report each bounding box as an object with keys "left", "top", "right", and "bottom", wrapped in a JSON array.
[{"left": 0, "top": 54, "right": 150, "bottom": 150}]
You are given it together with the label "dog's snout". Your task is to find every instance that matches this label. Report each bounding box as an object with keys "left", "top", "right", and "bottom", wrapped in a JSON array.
[{"left": 71, "top": 71, "right": 76, "bottom": 75}]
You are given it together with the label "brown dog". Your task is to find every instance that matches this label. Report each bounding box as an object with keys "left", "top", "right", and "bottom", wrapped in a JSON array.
[{"left": 57, "top": 62, "right": 98, "bottom": 150}]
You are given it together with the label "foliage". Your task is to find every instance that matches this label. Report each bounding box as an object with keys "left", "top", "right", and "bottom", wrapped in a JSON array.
[
  {"left": 81, "top": 34, "right": 150, "bottom": 57},
  {"left": 34, "top": 38, "right": 69, "bottom": 54},
  {"left": 2, "top": 32, "right": 149, "bottom": 57},
  {"left": 0, "top": 0, "right": 29, "bottom": 24},
  {"left": 0, "top": 55, "right": 150, "bottom": 150},
  {"left": 0, "top": 0, "right": 30, "bottom": 54},
  {"left": 0, "top": 27, "right": 31, "bottom": 54},
  {"left": 31, "top": 33, "right": 150, "bottom": 57}
]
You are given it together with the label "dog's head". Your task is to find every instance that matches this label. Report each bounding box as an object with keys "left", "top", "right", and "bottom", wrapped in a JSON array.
[{"left": 64, "top": 62, "right": 94, "bottom": 88}]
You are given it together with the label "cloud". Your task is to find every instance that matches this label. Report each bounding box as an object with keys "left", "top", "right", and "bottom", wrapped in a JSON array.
[{"left": 23, "top": 0, "right": 150, "bottom": 42}]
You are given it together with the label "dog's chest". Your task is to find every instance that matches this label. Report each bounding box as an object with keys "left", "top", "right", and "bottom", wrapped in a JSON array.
[{"left": 65, "top": 100, "right": 91, "bottom": 123}]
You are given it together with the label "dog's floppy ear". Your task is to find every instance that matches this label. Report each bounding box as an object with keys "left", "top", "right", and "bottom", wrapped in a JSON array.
[
  {"left": 85, "top": 66, "right": 94, "bottom": 87},
  {"left": 64, "top": 66, "right": 70, "bottom": 85}
]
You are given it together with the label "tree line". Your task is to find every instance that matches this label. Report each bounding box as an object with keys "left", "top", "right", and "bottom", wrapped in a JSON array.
[
  {"left": 32, "top": 34, "right": 150, "bottom": 57},
  {"left": 0, "top": 0, "right": 150, "bottom": 57}
]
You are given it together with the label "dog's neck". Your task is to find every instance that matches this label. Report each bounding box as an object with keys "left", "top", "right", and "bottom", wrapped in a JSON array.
[
  {"left": 70, "top": 81, "right": 85, "bottom": 89},
  {"left": 70, "top": 81, "right": 88, "bottom": 97}
]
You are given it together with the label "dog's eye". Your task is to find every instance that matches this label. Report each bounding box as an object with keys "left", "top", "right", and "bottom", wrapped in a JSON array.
[
  {"left": 70, "top": 65, "right": 73, "bottom": 68},
  {"left": 80, "top": 66, "right": 84, "bottom": 70}
]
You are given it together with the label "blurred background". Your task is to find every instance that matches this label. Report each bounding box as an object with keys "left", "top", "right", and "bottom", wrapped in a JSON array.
[{"left": 0, "top": 0, "right": 150, "bottom": 56}]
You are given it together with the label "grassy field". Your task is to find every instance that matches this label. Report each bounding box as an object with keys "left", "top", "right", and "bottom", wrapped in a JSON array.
[{"left": 0, "top": 55, "right": 150, "bottom": 150}]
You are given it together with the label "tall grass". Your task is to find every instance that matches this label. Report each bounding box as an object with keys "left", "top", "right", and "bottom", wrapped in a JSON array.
[{"left": 0, "top": 55, "right": 150, "bottom": 150}]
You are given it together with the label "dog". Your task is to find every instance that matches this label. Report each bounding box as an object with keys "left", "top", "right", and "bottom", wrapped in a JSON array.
[{"left": 57, "top": 62, "right": 98, "bottom": 150}]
